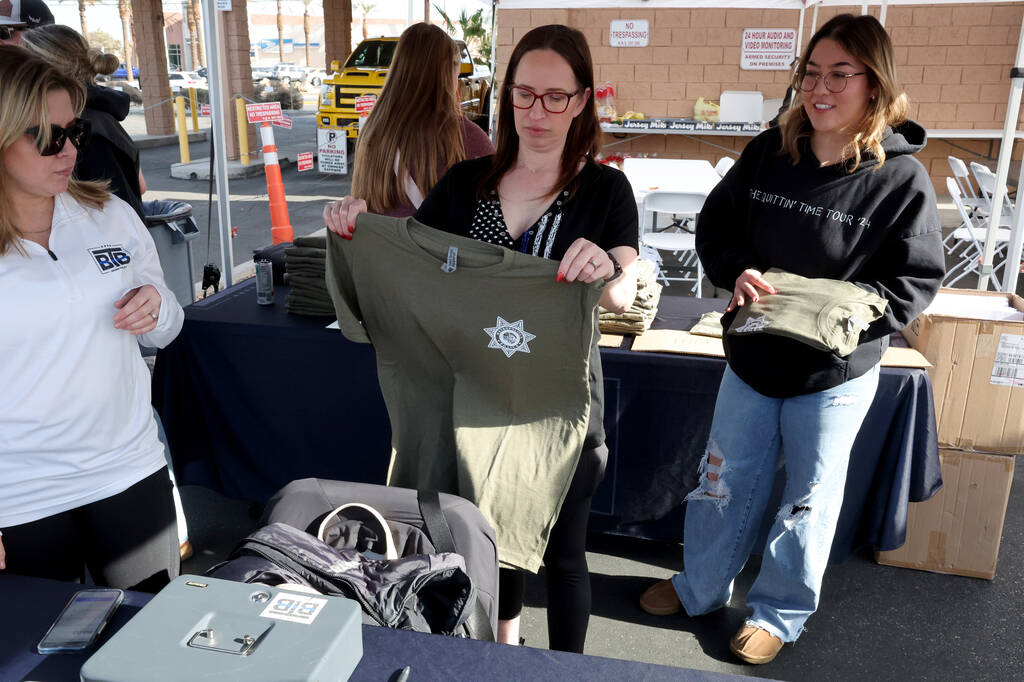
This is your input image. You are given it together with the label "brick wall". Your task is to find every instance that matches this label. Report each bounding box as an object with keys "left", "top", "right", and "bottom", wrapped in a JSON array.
[{"left": 495, "top": 3, "right": 1024, "bottom": 194}]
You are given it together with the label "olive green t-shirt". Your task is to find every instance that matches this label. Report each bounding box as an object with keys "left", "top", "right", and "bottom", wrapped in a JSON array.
[
  {"left": 326, "top": 214, "right": 604, "bottom": 572},
  {"left": 728, "top": 269, "right": 888, "bottom": 357}
]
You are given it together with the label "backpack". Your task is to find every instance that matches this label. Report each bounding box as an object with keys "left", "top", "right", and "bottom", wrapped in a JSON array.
[{"left": 210, "top": 479, "right": 498, "bottom": 640}]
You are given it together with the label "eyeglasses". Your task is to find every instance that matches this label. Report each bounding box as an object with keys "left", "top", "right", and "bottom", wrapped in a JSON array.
[
  {"left": 0, "top": 26, "right": 21, "bottom": 41},
  {"left": 797, "top": 71, "right": 867, "bottom": 94},
  {"left": 25, "top": 119, "right": 92, "bottom": 156},
  {"left": 508, "top": 86, "right": 579, "bottom": 114}
]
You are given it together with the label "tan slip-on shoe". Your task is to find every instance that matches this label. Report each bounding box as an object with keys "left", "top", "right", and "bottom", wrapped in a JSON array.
[
  {"left": 639, "top": 578, "right": 682, "bottom": 616},
  {"left": 729, "top": 624, "right": 784, "bottom": 664}
]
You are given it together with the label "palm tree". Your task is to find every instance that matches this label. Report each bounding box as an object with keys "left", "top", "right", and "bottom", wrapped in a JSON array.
[
  {"left": 117, "top": 0, "right": 133, "bottom": 81},
  {"left": 357, "top": 1, "right": 374, "bottom": 40},
  {"left": 187, "top": 0, "right": 204, "bottom": 69},
  {"left": 433, "top": 3, "right": 455, "bottom": 34},
  {"left": 433, "top": 4, "right": 490, "bottom": 64},
  {"left": 459, "top": 9, "right": 486, "bottom": 58},
  {"left": 62, "top": 0, "right": 100, "bottom": 41},
  {"left": 301, "top": 0, "right": 313, "bottom": 66},
  {"left": 276, "top": 0, "right": 284, "bottom": 61}
]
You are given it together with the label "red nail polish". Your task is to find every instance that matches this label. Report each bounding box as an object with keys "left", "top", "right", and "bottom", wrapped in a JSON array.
[{"left": 556, "top": 272, "right": 564, "bottom": 282}]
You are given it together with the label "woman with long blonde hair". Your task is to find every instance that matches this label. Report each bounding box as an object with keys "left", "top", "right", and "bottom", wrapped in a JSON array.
[
  {"left": 640, "top": 15, "right": 944, "bottom": 664},
  {"left": 333, "top": 21, "right": 493, "bottom": 218},
  {"left": 0, "top": 46, "right": 183, "bottom": 591},
  {"left": 22, "top": 24, "right": 147, "bottom": 219}
]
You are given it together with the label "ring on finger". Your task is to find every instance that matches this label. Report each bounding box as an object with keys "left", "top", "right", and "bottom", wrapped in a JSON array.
[
  {"left": 588, "top": 258, "right": 599, "bottom": 268},
  {"left": 150, "top": 312, "right": 158, "bottom": 321}
]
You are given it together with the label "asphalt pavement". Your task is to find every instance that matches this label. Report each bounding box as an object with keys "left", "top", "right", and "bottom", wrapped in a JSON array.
[{"left": 134, "top": 98, "right": 349, "bottom": 285}]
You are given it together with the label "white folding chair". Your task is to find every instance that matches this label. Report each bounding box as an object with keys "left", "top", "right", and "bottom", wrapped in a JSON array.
[
  {"left": 944, "top": 177, "right": 1010, "bottom": 286},
  {"left": 714, "top": 156, "right": 736, "bottom": 177},
  {"left": 969, "top": 161, "right": 1014, "bottom": 227},
  {"left": 640, "top": 191, "right": 708, "bottom": 296},
  {"left": 947, "top": 156, "right": 983, "bottom": 209}
]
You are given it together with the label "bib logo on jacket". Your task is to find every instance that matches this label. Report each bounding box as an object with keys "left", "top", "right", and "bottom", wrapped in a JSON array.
[
  {"left": 484, "top": 317, "right": 536, "bottom": 358},
  {"left": 89, "top": 245, "right": 132, "bottom": 273}
]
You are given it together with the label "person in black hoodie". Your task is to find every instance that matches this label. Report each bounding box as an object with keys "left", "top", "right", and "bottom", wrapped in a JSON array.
[
  {"left": 22, "top": 24, "right": 145, "bottom": 220},
  {"left": 639, "top": 15, "right": 944, "bottom": 664}
]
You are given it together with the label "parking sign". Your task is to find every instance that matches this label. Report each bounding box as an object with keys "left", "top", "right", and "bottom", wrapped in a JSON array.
[{"left": 317, "top": 128, "right": 347, "bottom": 174}]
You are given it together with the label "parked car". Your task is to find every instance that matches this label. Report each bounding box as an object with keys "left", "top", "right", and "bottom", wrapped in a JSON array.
[
  {"left": 168, "top": 71, "right": 207, "bottom": 91},
  {"left": 304, "top": 67, "right": 329, "bottom": 87},
  {"left": 317, "top": 37, "right": 489, "bottom": 140},
  {"left": 251, "top": 66, "right": 274, "bottom": 81},
  {"left": 112, "top": 63, "right": 139, "bottom": 80},
  {"left": 270, "top": 63, "right": 307, "bottom": 83}
]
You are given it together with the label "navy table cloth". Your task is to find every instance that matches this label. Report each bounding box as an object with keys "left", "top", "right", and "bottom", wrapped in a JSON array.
[{"left": 153, "top": 280, "right": 941, "bottom": 563}]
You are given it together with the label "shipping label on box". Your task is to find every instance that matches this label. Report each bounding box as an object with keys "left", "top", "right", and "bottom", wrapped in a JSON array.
[
  {"left": 902, "top": 288, "right": 1024, "bottom": 454},
  {"left": 991, "top": 334, "right": 1024, "bottom": 388},
  {"left": 876, "top": 448, "right": 1014, "bottom": 579}
]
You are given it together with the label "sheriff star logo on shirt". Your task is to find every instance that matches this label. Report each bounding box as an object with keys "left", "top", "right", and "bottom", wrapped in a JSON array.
[{"left": 484, "top": 317, "right": 535, "bottom": 358}]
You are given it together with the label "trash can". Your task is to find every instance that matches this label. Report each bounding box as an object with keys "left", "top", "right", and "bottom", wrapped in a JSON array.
[{"left": 143, "top": 200, "right": 200, "bottom": 308}]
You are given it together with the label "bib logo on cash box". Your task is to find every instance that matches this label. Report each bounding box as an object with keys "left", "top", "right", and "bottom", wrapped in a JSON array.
[{"left": 90, "top": 245, "right": 131, "bottom": 273}]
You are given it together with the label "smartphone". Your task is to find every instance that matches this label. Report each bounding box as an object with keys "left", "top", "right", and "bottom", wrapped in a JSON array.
[{"left": 37, "top": 588, "right": 125, "bottom": 654}]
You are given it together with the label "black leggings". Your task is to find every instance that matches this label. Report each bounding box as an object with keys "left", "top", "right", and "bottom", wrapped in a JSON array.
[
  {"left": 2, "top": 468, "right": 179, "bottom": 592},
  {"left": 498, "top": 444, "right": 607, "bottom": 653}
]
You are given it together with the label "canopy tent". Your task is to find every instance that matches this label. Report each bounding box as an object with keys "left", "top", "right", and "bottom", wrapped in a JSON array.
[{"left": 496, "top": 0, "right": 1024, "bottom": 292}]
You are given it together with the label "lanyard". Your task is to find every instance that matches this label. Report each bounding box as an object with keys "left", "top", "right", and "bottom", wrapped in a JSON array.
[{"left": 519, "top": 228, "right": 532, "bottom": 254}]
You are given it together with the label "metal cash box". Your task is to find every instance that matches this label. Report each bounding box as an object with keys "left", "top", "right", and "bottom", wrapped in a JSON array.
[{"left": 80, "top": 575, "right": 362, "bottom": 682}]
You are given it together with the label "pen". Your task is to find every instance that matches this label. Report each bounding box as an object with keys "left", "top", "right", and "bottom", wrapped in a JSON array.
[{"left": 395, "top": 665, "right": 411, "bottom": 682}]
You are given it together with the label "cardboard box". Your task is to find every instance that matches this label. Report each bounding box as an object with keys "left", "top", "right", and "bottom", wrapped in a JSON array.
[
  {"left": 901, "top": 289, "right": 1024, "bottom": 454},
  {"left": 876, "top": 448, "right": 1014, "bottom": 579}
]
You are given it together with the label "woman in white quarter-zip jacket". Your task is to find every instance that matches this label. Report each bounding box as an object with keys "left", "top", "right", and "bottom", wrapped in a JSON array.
[{"left": 0, "top": 47, "right": 184, "bottom": 591}]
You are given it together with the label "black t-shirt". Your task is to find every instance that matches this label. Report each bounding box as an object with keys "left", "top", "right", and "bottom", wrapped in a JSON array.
[
  {"left": 414, "top": 155, "right": 639, "bottom": 453},
  {"left": 414, "top": 156, "right": 638, "bottom": 259}
]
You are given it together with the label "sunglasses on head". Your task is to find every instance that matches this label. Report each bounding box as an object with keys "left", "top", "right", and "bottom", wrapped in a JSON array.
[{"left": 25, "top": 119, "right": 92, "bottom": 156}]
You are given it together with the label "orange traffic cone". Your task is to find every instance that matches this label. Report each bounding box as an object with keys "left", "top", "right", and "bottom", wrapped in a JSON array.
[{"left": 260, "top": 123, "right": 293, "bottom": 244}]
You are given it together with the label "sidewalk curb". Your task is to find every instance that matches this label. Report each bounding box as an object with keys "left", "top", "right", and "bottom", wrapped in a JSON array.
[
  {"left": 170, "top": 145, "right": 318, "bottom": 181},
  {"left": 133, "top": 130, "right": 210, "bottom": 149}
]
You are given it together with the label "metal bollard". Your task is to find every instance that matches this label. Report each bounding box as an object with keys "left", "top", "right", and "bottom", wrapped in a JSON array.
[
  {"left": 189, "top": 87, "right": 199, "bottom": 132},
  {"left": 235, "top": 97, "right": 250, "bottom": 166},
  {"left": 175, "top": 96, "right": 190, "bottom": 164}
]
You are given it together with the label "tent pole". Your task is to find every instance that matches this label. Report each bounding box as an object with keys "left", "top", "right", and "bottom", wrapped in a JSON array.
[
  {"left": 879, "top": 0, "right": 889, "bottom": 27},
  {"left": 201, "top": 0, "right": 234, "bottom": 288},
  {"left": 487, "top": 0, "right": 497, "bottom": 143},
  {"left": 979, "top": 16, "right": 1024, "bottom": 291},
  {"left": 1001, "top": 153, "right": 1024, "bottom": 293},
  {"left": 797, "top": 6, "right": 805, "bottom": 55},
  {"left": 811, "top": 4, "right": 819, "bottom": 35}
]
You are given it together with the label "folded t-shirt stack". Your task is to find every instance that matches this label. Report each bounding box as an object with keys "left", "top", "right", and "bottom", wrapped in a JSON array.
[
  {"left": 598, "top": 258, "right": 663, "bottom": 335},
  {"left": 284, "top": 235, "right": 334, "bottom": 317}
]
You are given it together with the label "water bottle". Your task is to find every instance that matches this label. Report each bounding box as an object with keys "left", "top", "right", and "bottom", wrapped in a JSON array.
[{"left": 254, "top": 252, "right": 274, "bottom": 305}]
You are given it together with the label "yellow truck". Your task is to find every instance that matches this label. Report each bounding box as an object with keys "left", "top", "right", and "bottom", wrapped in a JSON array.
[{"left": 317, "top": 36, "right": 491, "bottom": 143}]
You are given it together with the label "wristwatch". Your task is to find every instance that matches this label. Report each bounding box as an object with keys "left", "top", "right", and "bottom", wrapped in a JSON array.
[{"left": 605, "top": 251, "right": 623, "bottom": 282}]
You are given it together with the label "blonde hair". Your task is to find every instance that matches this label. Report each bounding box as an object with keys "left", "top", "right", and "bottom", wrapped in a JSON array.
[
  {"left": 0, "top": 45, "right": 109, "bottom": 256},
  {"left": 779, "top": 14, "right": 908, "bottom": 171},
  {"left": 22, "top": 24, "right": 120, "bottom": 86},
  {"left": 351, "top": 23, "right": 465, "bottom": 213}
]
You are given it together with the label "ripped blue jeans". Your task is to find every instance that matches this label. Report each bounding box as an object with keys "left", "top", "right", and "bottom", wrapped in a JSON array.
[{"left": 671, "top": 363, "right": 879, "bottom": 642}]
